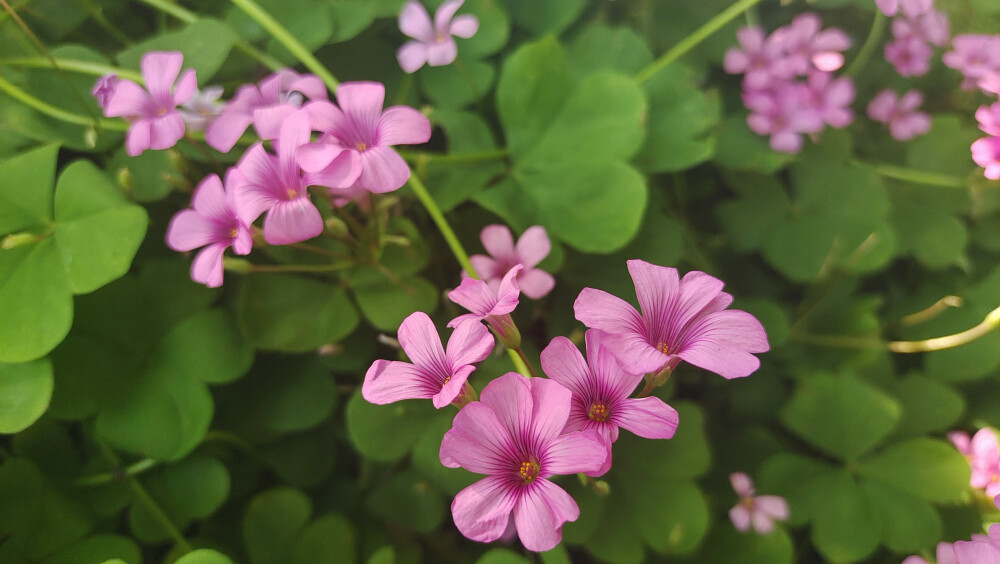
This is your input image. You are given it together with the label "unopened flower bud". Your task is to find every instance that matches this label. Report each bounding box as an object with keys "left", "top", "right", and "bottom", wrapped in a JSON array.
[
  {"left": 222, "top": 257, "right": 252, "bottom": 274},
  {"left": 487, "top": 313, "right": 521, "bottom": 350},
  {"left": 325, "top": 217, "right": 349, "bottom": 239}
]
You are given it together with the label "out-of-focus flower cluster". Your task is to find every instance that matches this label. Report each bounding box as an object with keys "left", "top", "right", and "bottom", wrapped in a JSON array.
[{"left": 879, "top": 0, "right": 949, "bottom": 77}]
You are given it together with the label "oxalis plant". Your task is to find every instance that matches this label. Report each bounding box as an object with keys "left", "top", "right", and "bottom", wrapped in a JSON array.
[{"left": 2, "top": 0, "right": 1000, "bottom": 562}]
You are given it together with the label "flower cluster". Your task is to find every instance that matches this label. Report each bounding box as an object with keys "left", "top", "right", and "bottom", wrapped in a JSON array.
[
  {"left": 970, "top": 71, "right": 1000, "bottom": 180},
  {"left": 943, "top": 34, "right": 1000, "bottom": 91},
  {"left": 362, "top": 255, "right": 767, "bottom": 551},
  {"left": 723, "top": 13, "right": 854, "bottom": 154},
  {"left": 95, "top": 52, "right": 431, "bottom": 287},
  {"left": 881, "top": 0, "right": 949, "bottom": 77}
]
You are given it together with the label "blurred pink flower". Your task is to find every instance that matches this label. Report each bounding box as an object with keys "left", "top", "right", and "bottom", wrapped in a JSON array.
[
  {"left": 902, "top": 543, "right": 957, "bottom": 564},
  {"left": 397, "top": 0, "right": 479, "bottom": 73},
  {"left": 574, "top": 260, "right": 769, "bottom": 378},
  {"left": 469, "top": 225, "right": 555, "bottom": 300},
  {"left": 743, "top": 83, "right": 823, "bottom": 153},
  {"left": 976, "top": 102, "right": 1000, "bottom": 136},
  {"left": 972, "top": 136, "right": 1000, "bottom": 180},
  {"left": 723, "top": 26, "right": 793, "bottom": 90},
  {"left": 166, "top": 171, "right": 253, "bottom": 288},
  {"left": 102, "top": 51, "right": 196, "bottom": 156},
  {"left": 771, "top": 13, "right": 851, "bottom": 75},
  {"left": 867, "top": 89, "right": 931, "bottom": 141},
  {"left": 885, "top": 35, "right": 933, "bottom": 76},
  {"left": 944, "top": 35, "right": 1000, "bottom": 90},
  {"left": 540, "top": 331, "right": 678, "bottom": 476},
  {"left": 803, "top": 70, "right": 856, "bottom": 129},
  {"left": 179, "top": 86, "right": 225, "bottom": 132},
  {"left": 91, "top": 73, "right": 119, "bottom": 110},
  {"left": 729, "top": 472, "right": 789, "bottom": 534},
  {"left": 875, "top": 0, "right": 899, "bottom": 16},
  {"left": 969, "top": 428, "right": 1000, "bottom": 495},
  {"left": 439, "top": 373, "right": 606, "bottom": 552},
  {"left": 362, "top": 312, "right": 493, "bottom": 409}
]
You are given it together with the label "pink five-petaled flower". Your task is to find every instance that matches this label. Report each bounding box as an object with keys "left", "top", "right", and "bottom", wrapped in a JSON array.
[
  {"left": 540, "top": 330, "right": 679, "bottom": 476},
  {"left": 723, "top": 26, "right": 792, "bottom": 90},
  {"left": 803, "top": 70, "right": 856, "bottom": 129},
  {"left": 448, "top": 264, "right": 523, "bottom": 348},
  {"left": 299, "top": 81, "right": 431, "bottom": 194},
  {"left": 101, "top": 51, "right": 196, "bottom": 156},
  {"left": 728, "top": 472, "right": 789, "bottom": 534},
  {"left": 867, "top": 89, "right": 932, "bottom": 141},
  {"left": 968, "top": 428, "right": 1000, "bottom": 496},
  {"left": 574, "top": 260, "right": 769, "bottom": 379},
  {"left": 771, "top": 13, "right": 851, "bottom": 74},
  {"left": 206, "top": 69, "right": 327, "bottom": 153},
  {"left": 743, "top": 83, "right": 824, "bottom": 154},
  {"left": 972, "top": 136, "right": 1000, "bottom": 180},
  {"left": 439, "top": 373, "right": 606, "bottom": 552},
  {"left": 233, "top": 109, "right": 324, "bottom": 245},
  {"left": 363, "top": 312, "right": 493, "bottom": 409},
  {"left": 165, "top": 171, "right": 253, "bottom": 288},
  {"left": 469, "top": 225, "right": 554, "bottom": 300},
  {"left": 397, "top": 0, "right": 479, "bottom": 73}
]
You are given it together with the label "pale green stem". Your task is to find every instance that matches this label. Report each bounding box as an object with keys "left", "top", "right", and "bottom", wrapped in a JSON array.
[
  {"left": 0, "top": 56, "right": 143, "bottom": 82},
  {"left": 854, "top": 159, "right": 968, "bottom": 188},
  {"left": 138, "top": 0, "right": 284, "bottom": 72},
  {"left": 513, "top": 347, "right": 539, "bottom": 379},
  {"left": 0, "top": 73, "right": 128, "bottom": 130},
  {"left": 77, "top": 0, "right": 132, "bottom": 46},
  {"left": 845, "top": 10, "right": 886, "bottom": 78},
  {"left": 634, "top": 0, "right": 766, "bottom": 85},
  {"left": 73, "top": 458, "right": 158, "bottom": 486},
  {"left": 228, "top": 0, "right": 339, "bottom": 90}
]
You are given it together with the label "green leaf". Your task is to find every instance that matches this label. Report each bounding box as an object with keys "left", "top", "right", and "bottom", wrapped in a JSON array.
[
  {"left": 859, "top": 438, "right": 970, "bottom": 504},
  {"left": 107, "top": 148, "right": 175, "bottom": 203},
  {"left": 351, "top": 270, "right": 438, "bottom": 332},
  {"left": 624, "top": 479, "right": 709, "bottom": 555},
  {"left": 696, "top": 526, "right": 794, "bottom": 564},
  {"left": 782, "top": 374, "right": 901, "bottom": 461},
  {"left": 0, "top": 458, "right": 45, "bottom": 536},
  {"left": 860, "top": 481, "right": 942, "bottom": 554},
  {"left": 129, "top": 456, "right": 230, "bottom": 542},
  {"left": 245, "top": 356, "right": 337, "bottom": 434},
  {"left": 411, "top": 413, "right": 477, "bottom": 496},
  {"left": 505, "top": 0, "right": 584, "bottom": 36},
  {"left": 175, "top": 549, "right": 236, "bottom": 564},
  {"left": 420, "top": 60, "right": 495, "bottom": 109},
  {"left": 243, "top": 488, "right": 312, "bottom": 564},
  {"left": 43, "top": 534, "right": 141, "bottom": 564},
  {"left": 0, "top": 358, "right": 53, "bottom": 433},
  {"left": 713, "top": 116, "right": 791, "bottom": 173},
  {"left": 887, "top": 374, "right": 964, "bottom": 439},
  {"left": 567, "top": 25, "right": 653, "bottom": 76},
  {"left": 636, "top": 63, "right": 719, "bottom": 173},
  {"left": 345, "top": 390, "right": 437, "bottom": 462},
  {"left": 475, "top": 549, "right": 531, "bottom": 564},
  {"left": 148, "top": 309, "right": 254, "bottom": 385},
  {"left": 238, "top": 273, "right": 359, "bottom": 352},
  {"left": 454, "top": 0, "right": 509, "bottom": 59},
  {"left": 117, "top": 19, "right": 237, "bottom": 81},
  {"left": 906, "top": 116, "right": 981, "bottom": 177},
  {"left": 0, "top": 241, "right": 73, "bottom": 362},
  {"left": 53, "top": 160, "right": 148, "bottom": 294},
  {"left": 290, "top": 514, "right": 355, "bottom": 564},
  {"left": 614, "top": 402, "right": 710, "bottom": 481},
  {"left": 261, "top": 429, "right": 337, "bottom": 488},
  {"left": 0, "top": 144, "right": 57, "bottom": 233},
  {"left": 811, "top": 469, "right": 880, "bottom": 563},
  {"left": 890, "top": 198, "right": 968, "bottom": 267},
  {"left": 366, "top": 470, "right": 445, "bottom": 533},
  {"left": 423, "top": 110, "right": 505, "bottom": 211},
  {"left": 758, "top": 453, "right": 839, "bottom": 526}
]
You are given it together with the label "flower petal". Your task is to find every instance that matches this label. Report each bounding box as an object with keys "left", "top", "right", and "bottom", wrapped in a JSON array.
[
  {"left": 287, "top": 74, "right": 327, "bottom": 101},
  {"left": 469, "top": 254, "right": 500, "bottom": 280},
  {"left": 513, "top": 479, "right": 578, "bottom": 552},
  {"left": 449, "top": 277, "right": 497, "bottom": 318},
  {"left": 378, "top": 106, "right": 431, "bottom": 146},
  {"left": 172, "top": 69, "right": 197, "bottom": 106},
  {"left": 676, "top": 310, "right": 769, "bottom": 379},
  {"left": 479, "top": 372, "right": 534, "bottom": 444},
  {"left": 104, "top": 80, "right": 154, "bottom": 118},
  {"left": 190, "top": 242, "right": 228, "bottom": 288},
  {"left": 359, "top": 145, "right": 411, "bottom": 193},
  {"left": 755, "top": 495, "right": 789, "bottom": 520},
  {"left": 751, "top": 510, "right": 775, "bottom": 534},
  {"left": 542, "top": 429, "right": 606, "bottom": 476},
  {"left": 362, "top": 359, "right": 436, "bottom": 404},
  {"left": 446, "top": 318, "right": 494, "bottom": 367},
  {"left": 574, "top": 287, "right": 644, "bottom": 339},
  {"left": 426, "top": 37, "right": 458, "bottom": 67},
  {"left": 190, "top": 174, "right": 228, "bottom": 221},
  {"left": 296, "top": 140, "right": 343, "bottom": 173},
  {"left": 165, "top": 210, "right": 217, "bottom": 252},
  {"left": 527, "top": 377, "right": 573, "bottom": 446},
  {"left": 440, "top": 402, "right": 516, "bottom": 472},
  {"left": 586, "top": 330, "right": 642, "bottom": 400},
  {"left": 252, "top": 103, "right": 297, "bottom": 141},
  {"left": 141, "top": 51, "right": 183, "bottom": 105},
  {"left": 540, "top": 336, "right": 590, "bottom": 396},
  {"left": 450, "top": 14, "right": 479, "bottom": 38},
  {"left": 730, "top": 504, "right": 751, "bottom": 531},
  {"left": 125, "top": 119, "right": 152, "bottom": 156},
  {"left": 493, "top": 264, "right": 523, "bottom": 315},
  {"left": 515, "top": 226, "right": 551, "bottom": 268},
  {"left": 730, "top": 473, "right": 755, "bottom": 497},
  {"left": 433, "top": 364, "right": 474, "bottom": 408},
  {"left": 397, "top": 311, "right": 448, "bottom": 374},
  {"left": 148, "top": 112, "right": 186, "bottom": 150},
  {"left": 261, "top": 198, "right": 323, "bottom": 245},
  {"left": 206, "top": 107, "right": 255, "bottom": 153},
  {"left": 337, "top": 81, "right": 385, "bottom": 132},
  {"left": 480, "top": 224, "right": 515, "bottom": 261},
  {"left": 451, "top": 476, "right": 519, "bottom": 544},
  {"left": 308, "top": 150, "right": 362, "bottom": 190},
  {"left": 397, "top": 40, "right": 429, "bottom": 74},
  {"left": 435, "top": 0, "right": 465, "bottom": 34},
  {"left": 398, "top": 0, "right": 435, "bottom": 42},
  {"left": 613, "top": 397, "right": 678, "bottom": 439}
]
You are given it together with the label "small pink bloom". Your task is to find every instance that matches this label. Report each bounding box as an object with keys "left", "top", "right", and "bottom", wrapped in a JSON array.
[
  {"left": 771, "top": 13, "right": 851, "bottom": 76},
  {"left": 950, "top": 431, "right": 973, "bottom": 458},
  {"left": 885, "top": 35, "right": 933, "bottom": 77},
  {"left": 299, "top": 81, "right": 431, "bottom": 194},
  {"left": 893, "top": 9, "right": 950, "bottom": 47},
  {"left": 728, "top": 472, "right": 788, "bottom": 534},
  {"left": 449, "top": 265, "right": 524, "bottom": 347},
  {"left": 574, "top": 260, "right": 769, "bottom": 378},
  {"left": 440, "top": 373, "right": 606, "bottom": 552},
  {"left": 232, "top": 109, "right": 325, "bottom": 245},
  {"left": 723, "top": 26, "right": 793, "bottom": 90},
  {"left": 743, "top": 83, "right": 823, "bottom": 154},
  {"left": 102, "top": 51, "right": 197, "bottom": 156},
  {"left": 943, "top": 35, "right": 1000, "bottom": 90},
  {"left": 397, "top": 0, "right": 479, "bottom": 73},
  {"left": 165, "top": 171, "right": 253, "bottom": 288},
  {"left": 977, "top": 102, "right": 1000, "bottom": 136},
  {"left": 363, "top": 312, "right": 494, "bottom": 409},
  {"left": 876, "top": 0, "right": 899, "bottom": 16},
  {"left": 91, "top": 73, "right": 119, "bottom": 110},
  {"left": 541, "top": 331, "right": 678, "bottom": 476},
  {"left": 469, "top": 225, "right": 555, "bottom": 300},
  {"left": 972, "top": 137, "right": 1000, "bottom": 180},
  {"left": 902, "top": 543, "right": 958, "bottom": 564},
  {"left": 803, "top": 70, "right": 856, "bottom": 129},
  {"left": 867, "top": 89, "right": 931, "bottom": 141},
  {"left": 205, "top": 69, "right": 327, "bottom": 153},
  {"left": 179, "top": 86, "right": 225, "bottom": 132},
  {"left": 969, "top": 428, "right": 1000, "bottom": 495}
]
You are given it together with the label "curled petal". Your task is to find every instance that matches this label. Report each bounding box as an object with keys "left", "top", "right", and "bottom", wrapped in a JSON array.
[
  {"left": 451, "top": 477, "right": 519, "bottom": 544},
  {"left": 513, "top": 479, "right": 579, "bottom": 552},
  {"left": 190, "top": 242, "right": 228, "bottom": 288}
]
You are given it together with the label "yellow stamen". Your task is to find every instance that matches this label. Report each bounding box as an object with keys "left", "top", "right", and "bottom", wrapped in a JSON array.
[
  {"left": 286, "top": 188, "right": 299, "bottom": 200},
  {"left": 229, "top": 228, "right": 238, "bottom": 239},
  {"left": 656, "top": 342, "right": 670, "bottom": 354},
  {"left": 519, "top": 460, "right": 540, "bottom": 484},
  {"left": 588, "top": 403, "right": 609, "bottom": 422},
  {"left": 356, "top": 142, "right": 367, "bottom": 152}
]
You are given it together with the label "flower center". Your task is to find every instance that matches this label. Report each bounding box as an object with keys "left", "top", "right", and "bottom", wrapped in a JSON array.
[
  {"left": 742, "top": 496, "right": 756, "bottom": 510},
  {"left": 588, "top": 402, "right": 609, "bottom": 422},
  {"left": 228, "top": 227, "right": 238, "bottom": 239},
  {"left": 656, "top": 342, "right": 670, "bottom": 355},
  {"left": 355, "top": 142, "right": 367, "bottom": 152},
  {"left": 286, "top": 188, "right": 300, "bottom": 200},
  {"left": 519, "top": 459, "right": 540, "bottom": 484},
  {"left": 156, "top": 107, "right": 168, "bottom": 116}
]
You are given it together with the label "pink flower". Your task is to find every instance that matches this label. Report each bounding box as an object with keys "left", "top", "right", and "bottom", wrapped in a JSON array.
[
  {"left": 540, "top": 330, "right": 679, "bottom": 476},
  {"left": 803, "top": 70, "right": 856, "bottom": 129},
  {"left": 943, "top": 35, "right": 1000, "bottom": 90},
  {"left": 205, "top": 69, "right": 327, "bottom": 153},
  {"left": 574, "top": 260, "right": 769, "bottom": 379},
  {"left": 363, "top": 312, "right": 493, "bottom": 409},
  {"left": 972, "top": 137, "right": 1000, "bottom": 180},
  {"left": 867, "top": 89, "right": 931, "bottom": 141},
  {"left": 439, "top": 373, "right": 606, "bottom": 552},
  {"left": 298, "top": 81, "right": 431, "bottom": 194},
  {"left": 102, "top": 51, "right": 197, "bottom": 156},
  {"left": 179, "top": 86, "right": 225, "bottom": 132},
  {"left": 770, "top": 13, "right": 851, "bottom": 75},
  {"left": 954, "top": 526, "right": 1000, "bottom": 562},
  {"left": 977, "top": 102, "right": 1000, "bottom": 136},
  {"left": 885, "top": 35, "right": 934, "bottom": 76},
  {"left": 969, "top": 428, "right": 1000, "bottom": 495},
  {"left": 743, "top": 83, "right": 823, "bottom": 154},
  {"left": 893, "top": 10, "right": 950, "bottom": 47},
  {"left": 232, "top": 109, "right": 324, "bottom": 245},
  {"left": 165, "top": 171, "right": 253, "bottom": 288},
  {"left": 723, "top": 26, "right": 793, "bottom": 90},
  {"left": 729, "top": 472, "right": 788, "bottom": 534},
  {"left": 449, "top": 265, "right": 524, "bottom": 348},
  {"left": 396, "top": 0, "right": 479, "bottom": 73},
  {"left": 876, "top": 0, "right": 899, "bottom": 16},
  {"left": 469, "top": 225, "right": 555, "bottom": 300},
  {"left": 950, "top": 431, "right": 973, "bottom": 458},
  {"left": 902, "top": 543, "right": 958, "bottom": 564},
  {"left": 91, "top": 73, "right": 119, "bottom": 110}
]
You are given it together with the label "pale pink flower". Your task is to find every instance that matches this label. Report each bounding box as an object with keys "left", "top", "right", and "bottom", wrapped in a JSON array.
[
  {"left": 363, "top": 312, "right": 493, "bottom": 409},
  {"left": 953, "top": 525, "right": 1000, "bottom": 562},
  {"left": 969, "top": 428, "right": 1000, "bottom": 495},
  {"left": 574, "top": 260, "right": 769, "bottom": 378},
  {"left": 743, "top": 83, "right": 823, "bottom": 154},
  {"left": 893, "top": 10, "right": 950, "bottom": 47},
  {"left": 396, "top": 0, "right": 479, "bottom": 73},
  {"left": 540, "top": 330, "right": 679, "bottom": 476},
  {"left": 439, "top": 373, "right": 606, "bottom": 552},
  {"left": 876, "top": 0, "right": 899, "bottom": 16},
  {"left": 977, "top": 102, "right": 1000, "bottom": 136},
  {"left": 902, "top": 543, "right": 958, "bottom": 564},
  {"left": 802, "top": 70, "right": 856, "bottom": 129},
  {"left": 179, "top": 86, "right": 225, "bottom": 132},
  {"left": 298, "top": 81, "right": 431, "bottom": 194},
  {"left": 771, "top": 13, "right": 851, "bottom": 75},
  {"left": 867, "top": 89, "right": 931, "bottom": 141},
  {"left": 723, "top": 26, "right": 793, "bottom": 90},
  {"left": 165, "top": 171, "right": 253, "bottom": 288},
  {"left": 91, "top": 73, "right": 118, "bottom": 110},
  {"left": 972, "top": 137, "right": 1000, "bottom": 180},
  {"left": 944, "top": 35, "right": 1000, "bottom": 90},
  {"left": 469, "top": 225, "right": 554, "bottom": 300},
  {"left": 729, "top": 473, "right": 789, "bottom": 534},
  {"left": 205, "top": 69, "right": 327, "bottom": 153},
  {"left": 448, "top": 265, "right": 523, "bottom": 347},
  {"left": 101, "top": 51, "right": 197, "bottom": 156},
  {"left": 885, "top": 35, "right": 934, "bottom": 76}
]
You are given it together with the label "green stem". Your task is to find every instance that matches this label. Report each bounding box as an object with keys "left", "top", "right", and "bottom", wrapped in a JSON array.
[
  {"left": 855, "top": 159, "right": 968, "bottom": 188},
  {"left": 513, "top": 348, "right": 540, "bottom": 379},
  {"left": 228, "top": 0, "right": 339, "bottom": 91},
  {"left": 0, "top": 56, "right": 143, "bottom": 82},
  {"left": 507, "top": 349, "right": 532, "bottom": 379},
  {"left": 0, "top": 73, "right": 128, "bottom": 130},
  {"left": 845, "top": 10, "right": 886, "bottom": 78},
  {"left": 77, "top": 0, "right": 132, "bottom": 46},
  {"left": 138, "top": 0, "right": 284, "bottom": 72},
  {"left": 634, "top": 0, "right": 766, "bottom": 85},
  {"left": 73, "top": 458, "right": 158, "bottom": 486},
  {"left": 405, "top": 173, "right": 476, "bottom": 276},
  {"left": 397, "top": 148, "right": 509, "bottom": 166}
]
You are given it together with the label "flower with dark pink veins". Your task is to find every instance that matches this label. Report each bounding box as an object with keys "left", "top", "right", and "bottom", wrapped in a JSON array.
[
  {"left": 867, "top": 89, "right": 931, "bottom": 141},
  {"left": 298, "top": 81, "right": 431, "bottom": 194},
  {"left": 232, "top": 109, "right": 324, "bottom": 245},
  {"left": 973, "top": 137, "right": 1000, "bottom": 180},
  {"left": 574, "top": 260, "right": 769, "bottom": 379},
  {"left": 439, "top": 373, "right": 606, "bottom": 552},
  {"left": 166, "top": 171, "right": 253, "bottom": 288},
  {"left": 449, "top": 265, "right": 524, "bottom": 348},
  {"left": 723, "top": 26, "right": 793, "bottom": 90},
  {"left": 469, "top": 225, "right": 554, "bottom": 300},
  {"left": 397, "top": 0, "right": 479, "bottom": 73},
  {"left": 363, "top": 312, "right": 493, "bottom": 409},
  {"left": 206, "top": 69, "right": 327, "bottom": 153},
  {"left": 101, "top": 51, "right": 196, "bottom": 156},
  {"left": 729, "top": 472, "right": 789, "bottom": 534},
  {"left": 540, "top": 330, "right": 678, "bottom": 476}
]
